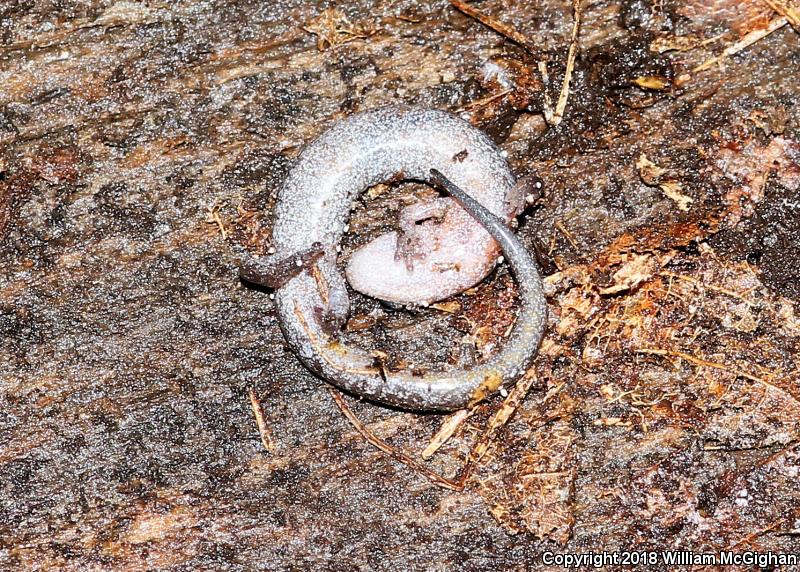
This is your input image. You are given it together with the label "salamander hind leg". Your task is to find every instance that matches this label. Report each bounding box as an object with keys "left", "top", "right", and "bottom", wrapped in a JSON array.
[{"left": 315, "top": 254, "right": 350, "bottom": 326}]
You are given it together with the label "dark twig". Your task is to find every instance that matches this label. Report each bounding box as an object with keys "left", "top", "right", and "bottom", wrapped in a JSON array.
[
  {"left": 448, "top": 0, "right": 536, "bottom": 52},
  {"left": 329, "top": 389, "right": 465, "bottom": 491}
]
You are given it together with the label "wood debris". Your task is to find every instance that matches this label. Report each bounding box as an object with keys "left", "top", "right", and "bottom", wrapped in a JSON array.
[
  {"left": 636, "top": 153, "right": 694, "bottom": 211},
  {"left": 248, "top": 387, "right": 276, "bottom": 453},
  {"left": 694, "top": 15, "right": 789, "bottom": 72},
  {"left": 303, "top": 8, "right": 373, "bottom": 51}
]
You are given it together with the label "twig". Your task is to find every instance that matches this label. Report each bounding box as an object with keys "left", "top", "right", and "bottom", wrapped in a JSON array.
[
  {"left": 555, "top": 220, "right": 580, "bottom": 251},
  {"left": 455, "top": 88, "right": 513, "bottom": 112},
  {"left": 248, "top": 387, "right": 275, "bottom": 453},
  {"left": 205, "top": 200, "right": 229, "bottom": 240},
  {"left": 635, "top": 348, "right": 797, "bottom": 402},
  {"left": 422, "top": 407, "right": 473, "bottom": 460},
  {"left": 448, "top": 0, "right": 581, "bottom": 126},
  {"left": 448, "top": 0, "right": 535, "bottom": 52},
  {"left": 333, "top": 372, "right": 555, "bottom": 490},
  {"left": 329, "top": 389, "right": 464, "bottom": 491},
  {"left": 538, "top": 61, "right": 555, "bottom": 120},
  {"left": 693, "top": 16, "right": 789, "bottom": 72},
  {"left": 461, "top": 371, "right": 557, "bottom": 477},
  {"left": 659, "top": 271, "right": 756, "bottom": 306},
  {"left": 650, "top": 32, "right": 727, "bottom": 54},
  {"left": 728, "top": 519, "right": 786, "bottom": 549},
  {"left": 542, "top": 0, "right": 582, "bottom": 127},
  {"left": 762, "top": 0, "right": 800, "bottom": 30},
  {"left": 487, "top": 371, "right": 543, "bottom": 433}
]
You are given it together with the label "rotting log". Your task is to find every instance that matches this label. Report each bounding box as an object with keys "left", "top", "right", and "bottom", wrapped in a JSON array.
[{"left": 1, "top": 0, "right": 799, "bottom": 569}]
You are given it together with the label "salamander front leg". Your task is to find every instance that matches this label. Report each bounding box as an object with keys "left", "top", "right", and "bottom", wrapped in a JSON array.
[
  {"left": 239, "top": 243, "right": 325, "bottom": 289},
  {"left": 394, "top": 197, "right": 451, "bottom": 270},
  {"left": 241, "top": 244, "right": 350, "bottom": 333}
]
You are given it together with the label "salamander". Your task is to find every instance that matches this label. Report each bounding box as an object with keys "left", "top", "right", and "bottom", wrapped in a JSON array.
[{"left": 242, "top": 106, "right": 546, "bottom": 411}]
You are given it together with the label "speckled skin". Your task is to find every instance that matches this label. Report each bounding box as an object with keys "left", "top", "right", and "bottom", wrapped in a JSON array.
[
  {"left": 267, "top": 106, "right": 546, "bottom": 410},
  {"left": 275, "top": 105, "right": 523, "bottom": 305}
]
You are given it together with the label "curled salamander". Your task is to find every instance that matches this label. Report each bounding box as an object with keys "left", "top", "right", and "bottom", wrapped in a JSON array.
[{"left": 242, "top": 106, "right": 546, "bottom": 411}]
